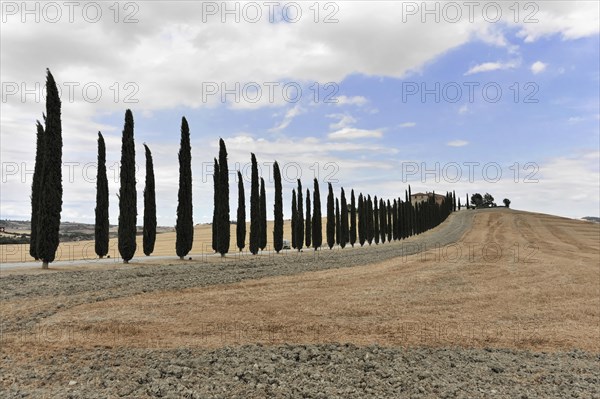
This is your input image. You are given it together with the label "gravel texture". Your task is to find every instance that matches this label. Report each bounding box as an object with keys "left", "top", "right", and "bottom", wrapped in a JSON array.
[{"left": 2, "top": 344, "right": 598, "bottom": 398}]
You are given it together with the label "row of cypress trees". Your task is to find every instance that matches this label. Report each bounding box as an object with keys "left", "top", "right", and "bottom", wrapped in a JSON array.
[
  {"left": 30, "top": 69, "right": 196, "bottom": 267},
  {"left": 94, "top": 113, "right": 195, "bottom": 263},
  {"left": 30, "top": 71, "right": 456, "bottom": 267},
  {"left": 211, "top": 141, "right": 456, "bottom": 255}
]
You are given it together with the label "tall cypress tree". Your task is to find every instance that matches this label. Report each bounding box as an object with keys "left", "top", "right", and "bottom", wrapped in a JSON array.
[
  {"left": 466, "top": 193, "right": 469, "bottom": 209},
  {"left": 379, "top": 198, "right": 386, "bottom": 244},
  {"left": 259, "top": 177, "right": 267, "bottom": 251},
  {"left": 340, "top": 188, "right": 348, "bottom": 248},
  {"left": 273, "top": 161, "right": 283, "bottom": 253},
  {"left": 453, "top": 190, "right": 457, "bottom": 212},
  {"left": 366, "top": 195, "right": 373, "bottom": 245},
  {"left": 30, "top": 119, "right": 44, "bottom": 260},
  {"left": 458, "top": 197, "right": 461, "bottom": 210},
  {"left": 236, "top": 171, "right": 246, "bottom": 252},
  {"left": 326, "top": 183, "right": 335, "bottom": 249},
  {"left": 373, "top": 196, "right": 380, "bottom": 245},
  {"left": 305, "top": 188, "right": 311, "bottom": 248},
  {"left": 117, "top": 109, "right": 136, "bottom": 264},
  {"left": 335, "top": 198, "right": 341, "bottom": 246},
  {"left": 358, "top": 193, "right": 365, "bottom": 246},
  {"left": 36, "top": 70, "right": 63, "bottom": 269},
  {"left": 312, "top": 179, "right": 322, "bottom": 251},
  {"left": 349, "top": 189, "right": 356, "bottom": 247},
  {"left": 176, "top": 117, "right": 194, "bottom": 259},
  {"left": 296, "top": 180, "right": 304, "bottom": 251},
  {"left": 387, "top": 200, "right": 392, "bottom": 242},
  {"left": 212, "top": 158, "right": 219, "bottom": 252},
  {"left": 216, "top": 138, "right": 229, "bottom": 257},
  {"left": 291, "top": 189, "right": 297, "bottom": 249},
  {"left": 249, "top": 153, "right": 260, "bottom": 255},
  {"left": 95, "top": 132, "right": 109, "bottom": 258},
  {"left": 392, "top": 199, "right": 398, "bottom": 241},
  {"left": 142, "top": 144, "right": 157, "bottom": 256}
]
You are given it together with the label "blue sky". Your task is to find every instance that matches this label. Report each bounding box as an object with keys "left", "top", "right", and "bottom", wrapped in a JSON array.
[{"left": 1, "top": 1, "right": 598, "bottom": 225}]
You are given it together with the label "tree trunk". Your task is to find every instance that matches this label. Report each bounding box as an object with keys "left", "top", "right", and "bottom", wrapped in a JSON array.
[
  {"left": 123, "top": 259, "right": 128, "bottom": 264},
  {"left": 179, "top": 256, "right": 184, "bottom": 260},
  {"left": 99, "top": 255, "right": 104, "bottom": 259},
  {"left": 42, "top": 261, "right": 48, "bottom": 269},
  {"left": 220, "top": 253, "right": 225, "bottom": 258}
]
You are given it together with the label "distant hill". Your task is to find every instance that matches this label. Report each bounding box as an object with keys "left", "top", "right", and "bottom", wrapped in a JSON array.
[
  {"left": 581, "top": 216, "right": 600, "bottom": 223},
  {"left": 0, "top": 219, "right": 174, "bottom": 243}
]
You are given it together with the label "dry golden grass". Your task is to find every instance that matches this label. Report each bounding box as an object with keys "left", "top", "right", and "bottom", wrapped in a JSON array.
[
  {"left": 0, "top": 218, "right": 315, "bottom": 264},
  {"left": 7, "top": 209, "right": 598, "bottom": 353}
]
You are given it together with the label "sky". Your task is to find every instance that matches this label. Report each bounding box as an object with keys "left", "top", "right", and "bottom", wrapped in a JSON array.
[{"left": 1, "top": 0, "right": 599, "bottom": 226}]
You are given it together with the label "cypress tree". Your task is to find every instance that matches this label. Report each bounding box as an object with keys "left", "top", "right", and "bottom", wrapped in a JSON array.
[
  {"left": 36, "top": 70, "right": 63, "bottom": 268},
  {"left": 385, "top": 200, "right": 393, "bottom": 242},
  {"left": 305, "top": 188, "right": 311, "bottom": 248},
  {"left": 212, "top": 158, "right": 219, "bottom": 252},
  {"left": 296, "top": 180, "right": 304, "bottom": 251},
  {"left": 340, "top": 188, "right": 348, "bottom": 248},
  {"left": 358, "top": 193, "right": 365, "bottom": 246},
  {"left": 366, "top": 195, "right": 373, "bottom": 245},
  {"left": 380, "top": 198, "right": 386, "bottom": 243},
  {"left": 453, "top": 190, "right": 457, "bottom": 212},
  {"left": 259, "top": 177, "right": 267, "bottom": 251},
  {"left": 142, "top": 144, "right": 156, "bottom": 256},
  {"left": 176, "top": 117, "right": 194, "bottom": 259},
  {"left": 30, "top": 119, "right": 44, "bottom": 260},
  {"left": 273, "top": 161, "right": 283, "bottom": 253},
  {"left": 291, "top": 189, "right": 297, "bottom": 249},
  {"left": 335, "top": 198, "right": 341, "bottom": 246},
  {"left": 95, "top": 132, "right": 109, "bottom": 258},
  {"left": 249, "top": 154, "right": 260, "bottom": 254},
  {"left": 216, "top": 138, "right": 229, "bottom": 257},
  {"left": 392, "top": 199, "right": 398, "bottom": 241},
  {"left": 326, "top": 183, "right": 335, "bottom": 249},
  {"left": 236, "top": 171, "right": 246, "bottom": 251},
  {"left": 458, "top": 197, "right": 461, "bottom": 210},
  {"left": 379, "top": 198, "right": 387, "bottom": 244},
  {"left": 312, "top": 179, "right": 322, "bottom": 250},
  {"left": 116, "top": 109, "right": 136, "bottom": 264},
  {"left": 349, "top": 189, "right": 356, "bottom": 247},
  {"left": 466, "top": 193, "right": 469, "bottom": 209},
  {"left": 373, "top": 196, "right": 380, "bottom": 245}
]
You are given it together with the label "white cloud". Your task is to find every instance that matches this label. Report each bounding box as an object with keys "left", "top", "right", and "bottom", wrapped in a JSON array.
[
  {"left": 334, "top": 95, "right": 368, "bottom": 106},
  {"left": 568, "top": 116, "right": 584, "bottom": 124},
  {"left": 269, "top": 105, "right": 304, "bottom": 132},
  {"left": 399, "top": 122, "right": 416, "bottom": 128},
  {"left": 328, "top": 128, "right": 383, "bottom": 140},
  {"left": 327, "top": 113, "right": 357, "bottom": 130},
  {"left": 514, "top": 2, "right": 599, "bottom": 42},
  {"left": 458, "top": 105, "right": 469, "bottom": 115},
  {"left": 531, "top": 61, "right": 548, "bottom": 74},
  {"left": 447, "top": 140, "right": 469, "bottom": 147},
  {"left": 464, "top": 60, "right": 519, "bottom": 75}
]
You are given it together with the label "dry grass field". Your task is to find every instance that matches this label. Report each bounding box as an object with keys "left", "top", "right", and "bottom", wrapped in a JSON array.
[
  {"left": 4, "top": 209, "right": 598, "bottom": 353},
  {"left": 0, "top": 219, "right": 309, "bottom": 264}
]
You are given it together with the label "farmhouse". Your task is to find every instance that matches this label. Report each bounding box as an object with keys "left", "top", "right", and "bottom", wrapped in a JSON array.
[{"left": 410, "top": 192, "right": 446, "bottom": 206}]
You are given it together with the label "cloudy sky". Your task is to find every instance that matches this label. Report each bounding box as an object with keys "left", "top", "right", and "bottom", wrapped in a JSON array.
[{"left": 1, "top": 1, "right": 598, "bottom": 226}]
